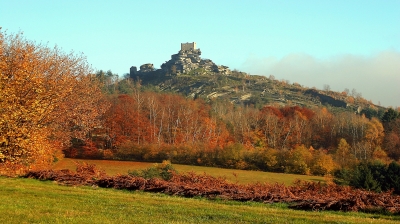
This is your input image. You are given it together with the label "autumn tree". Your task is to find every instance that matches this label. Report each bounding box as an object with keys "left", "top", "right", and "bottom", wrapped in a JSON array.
[
  {"left": 311, "top": 150, "right": 336, "bottom": 175},
  {"left": 282, "top": 145, "right": 313, "bottom": 175},
  {"left": 372, "top": 146, "right": 390, "bottom": 164},
  {"left": 333, "top": 138, "right": 357, "bottom": 169},
  {"left": 0, "top": 30, "right": 106, "bottom": 172},
  {"left": 364, "top": 117, "right": 384, "bottom": 157},
  {"left": 310, "top": 107, "right": 334, "bottom": 149},
  {"left": 96, "top": 70, "right": 118, "bottom": 94},
  {"left": 258, "top": 106, "right": 315, "bottom": 150},
  {"left": 382, "top": 117, "right": 400, "bottom": 160}
]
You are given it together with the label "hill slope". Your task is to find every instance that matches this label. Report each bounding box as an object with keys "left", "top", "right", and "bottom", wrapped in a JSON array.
[{"left": 128, "top": 45, "right": 384, "bottom": 114}]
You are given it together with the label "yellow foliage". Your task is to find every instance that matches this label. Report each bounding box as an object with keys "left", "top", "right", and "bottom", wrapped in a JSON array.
[
  {"left": 365, "top": 118, "right": 384, "bottom": 150},
  {"left": 264, "top": 148, "right": 279, "bottom": 169},
  {"left": 311, "top": 150, "right": 336, "bottom": 176},
  {"left": 372, "top": 146, "right": 390, "bottom": 164},
  {"left": 334, "top": 138, "right": 357, "bottom": 169},
  {"left": 284, "top": 145, "right": 313, "bottom": 175}
]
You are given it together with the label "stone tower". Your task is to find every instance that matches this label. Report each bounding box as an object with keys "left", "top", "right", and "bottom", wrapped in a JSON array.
[
  {"left": 181, "top": 42, "right": 197, "bottom": 51},
  {"left": 130, "top": 66, "right": 138, "bottom": 76}
]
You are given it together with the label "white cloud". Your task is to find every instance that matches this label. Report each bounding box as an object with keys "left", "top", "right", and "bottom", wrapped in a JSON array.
[{"left": 241, "top": 51, "right": 400, "bottom": 107}]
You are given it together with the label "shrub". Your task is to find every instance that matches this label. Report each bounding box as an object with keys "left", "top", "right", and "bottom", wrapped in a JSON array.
[
  {"left": 333, "top": 168, "right": 352, "bottom": 186},
  {"left": 216, "top": 143, "right": 245, "bottom": 168},
  {"left": 102, "top": 149, "right": 114, "bottom": 160},
  {"left": 115, "top": 141, "right": 144, "bottom": 161},
  {"left": 128, "top": 160, "right": 176, "bottom": 180}
]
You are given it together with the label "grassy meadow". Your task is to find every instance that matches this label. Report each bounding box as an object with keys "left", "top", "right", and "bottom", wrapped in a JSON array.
[
  {"left": 1, "top": 177, "right": 399, "bottom": 224},
  {"left": 53, "top": 158, "right": 325, "bottom": 185}
]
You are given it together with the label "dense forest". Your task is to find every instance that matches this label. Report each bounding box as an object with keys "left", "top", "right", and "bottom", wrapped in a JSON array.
[
  {"left": 1, "top": 30, "right": 400, "bottom": 192},
  {"left": 67, "top": 80, "right": 400, "bottom": 176}
]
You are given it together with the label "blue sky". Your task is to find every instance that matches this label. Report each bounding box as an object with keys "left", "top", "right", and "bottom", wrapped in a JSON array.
[{"left": 1, "top": 0, "right": 399, "bottom": 107}]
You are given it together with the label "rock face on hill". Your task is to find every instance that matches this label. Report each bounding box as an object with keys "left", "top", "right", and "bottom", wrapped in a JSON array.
[
  {"left": 127, "top": 42, "right": 382, "bottom": 113},
  {"left": 304, "top": 89, "right": 348, "bottom": 108}
]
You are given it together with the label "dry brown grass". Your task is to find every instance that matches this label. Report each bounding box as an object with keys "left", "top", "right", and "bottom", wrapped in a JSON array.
[{"left": 53, "top": 158, "right": 325, "bottom": 185}]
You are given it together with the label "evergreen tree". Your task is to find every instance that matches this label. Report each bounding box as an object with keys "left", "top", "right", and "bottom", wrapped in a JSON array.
[
  {"left": 382, "top": 108, "right": 399, "bottom": 124},
  {"left": 386, "top": 161, "right": 400, "bottom": 194},
  {"left": 350, "top": 163, "right": 381, "bottom": 192}
]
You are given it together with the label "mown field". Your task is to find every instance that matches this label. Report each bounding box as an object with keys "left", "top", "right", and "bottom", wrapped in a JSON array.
[
  {"left": 1, "top": 177, "right": 399, "bottom": 224},
  {"left": 53, "top": 158, "right": 325, "bottom": 185}
]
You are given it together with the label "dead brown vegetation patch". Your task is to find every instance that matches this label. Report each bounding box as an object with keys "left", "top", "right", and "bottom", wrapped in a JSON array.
[{"left": 24, "top": 163, "right": 400, "bottom": 214}]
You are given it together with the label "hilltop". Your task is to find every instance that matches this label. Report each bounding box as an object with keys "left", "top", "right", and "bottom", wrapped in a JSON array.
[{"left": 127, "top": 43, "right": 385, "bottom": 115}]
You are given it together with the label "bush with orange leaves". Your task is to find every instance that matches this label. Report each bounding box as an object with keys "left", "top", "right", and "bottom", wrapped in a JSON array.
[{"left": 0, "top": 29, "right": 107, "bottom": 175}]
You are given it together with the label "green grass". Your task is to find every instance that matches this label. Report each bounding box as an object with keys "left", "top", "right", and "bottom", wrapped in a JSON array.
[
  {"left": 53, "top": 158, "right": 325, "bottom": 185},
  {"left": 1, "top": 177, "right": 399, "bottom": 224}
]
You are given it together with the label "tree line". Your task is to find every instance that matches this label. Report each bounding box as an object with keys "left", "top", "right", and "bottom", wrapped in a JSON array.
[{"left": 65, "top": 77, "right": 400, "bottom": 178}]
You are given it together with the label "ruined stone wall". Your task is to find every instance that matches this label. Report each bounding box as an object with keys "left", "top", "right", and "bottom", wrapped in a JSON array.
[
  {"left": 130, "top": 66, "right": 138, "bottom": 76},
  {"left": 181, "top": 42, "right": 197, "bottom": 51}
]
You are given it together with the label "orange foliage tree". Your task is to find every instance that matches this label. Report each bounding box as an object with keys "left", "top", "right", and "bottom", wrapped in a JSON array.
[
  {"left": 0, "top": 30, "right": 106, "bottom": 172},
  {"left": 258, "top": 106, "right": 315, "bottom": 150}
]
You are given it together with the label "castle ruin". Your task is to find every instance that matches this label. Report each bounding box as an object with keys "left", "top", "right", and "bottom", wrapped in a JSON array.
[
  {"left": 181, "top": 42, "right": 196, "bottom": 51},
  {"left": 130, "top": 42, "right": 231, "bottom": 77}
]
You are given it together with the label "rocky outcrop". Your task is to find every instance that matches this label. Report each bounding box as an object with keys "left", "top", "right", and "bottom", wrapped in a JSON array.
[
  {"left": 160, "top": 49, "right": 231, "bottom": 75},
  {"left": 139, "top": 63, "right": 155, "bottom": 73},
  {"left": 130, "top": 44, "right": 231, "bottom": 78},
  {"left": 304, "top": 89, "right": 347, "bottom": 108}
]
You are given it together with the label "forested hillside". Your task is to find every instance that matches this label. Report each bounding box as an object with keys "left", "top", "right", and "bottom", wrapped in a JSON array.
[{"left": 67, "top": 78, "right": 399, "bottom": 175}]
